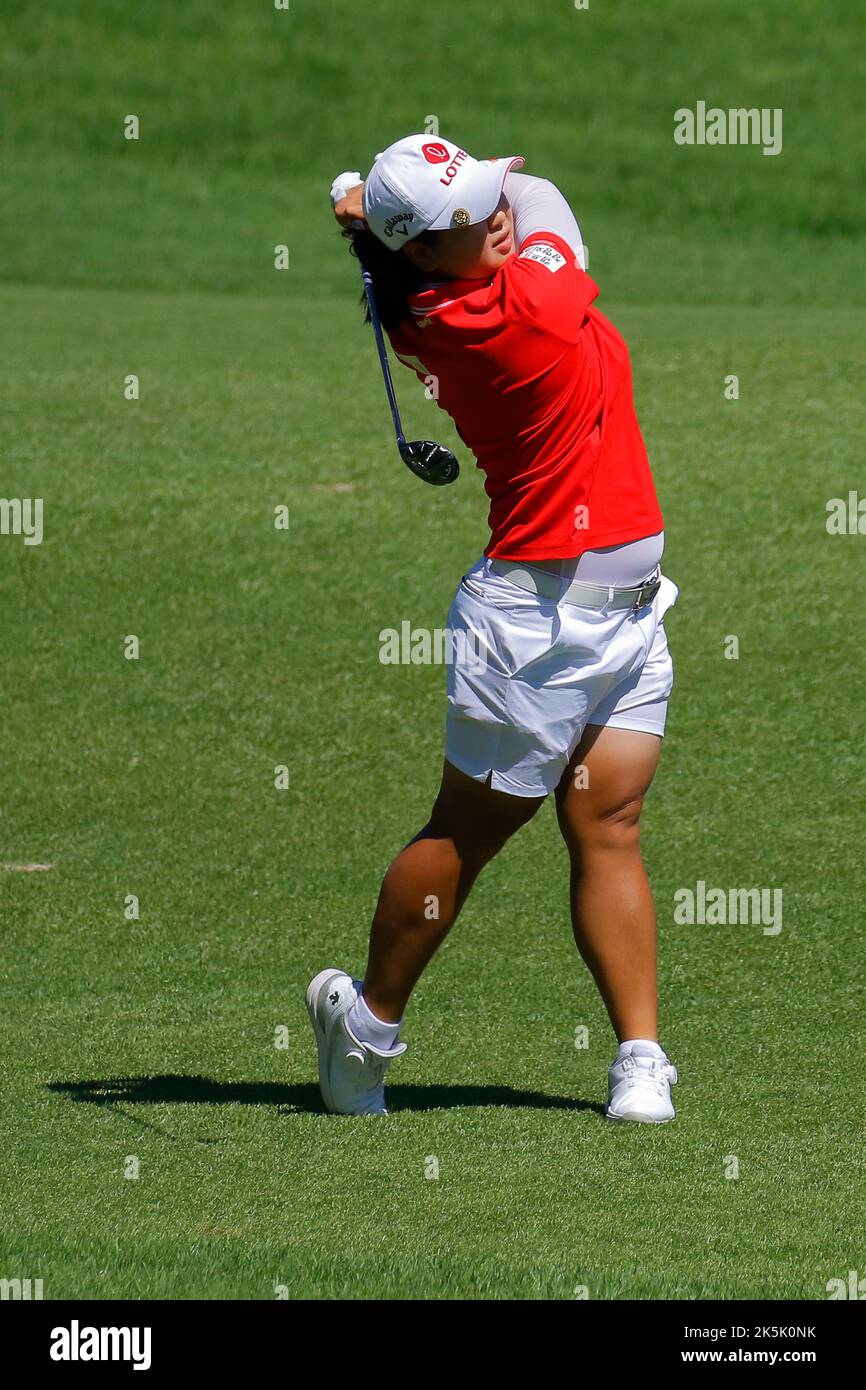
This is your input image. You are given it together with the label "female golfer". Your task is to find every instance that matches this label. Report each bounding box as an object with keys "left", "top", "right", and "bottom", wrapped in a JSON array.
[{"left": 308, "top": 135, "right": 679, "bottom": 1122}]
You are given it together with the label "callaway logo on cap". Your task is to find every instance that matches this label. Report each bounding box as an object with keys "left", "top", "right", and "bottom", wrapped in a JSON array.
[{"left": 363, "top": 134, "right": 524, "bottom": 247}]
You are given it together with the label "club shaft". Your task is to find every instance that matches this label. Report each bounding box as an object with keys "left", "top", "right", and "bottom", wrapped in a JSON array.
[{"left": 360, "top": 267, "right": 406, "bottom": 448}]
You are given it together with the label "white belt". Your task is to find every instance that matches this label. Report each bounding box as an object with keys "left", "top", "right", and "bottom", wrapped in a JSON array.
[{"left": 487, "top": 559, "right": 662, "bottom": 612}]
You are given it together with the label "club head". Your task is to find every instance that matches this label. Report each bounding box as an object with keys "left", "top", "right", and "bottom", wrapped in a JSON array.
[{"left": 399, "top": 440, "right": 460, "bottom": 486}]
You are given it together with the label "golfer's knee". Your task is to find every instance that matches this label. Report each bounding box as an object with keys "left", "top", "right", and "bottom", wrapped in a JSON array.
[{"left": 568, "top": 795, "right": 645, "bottom": 852}]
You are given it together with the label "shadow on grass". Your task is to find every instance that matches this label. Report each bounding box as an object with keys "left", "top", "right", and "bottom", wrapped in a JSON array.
[{"left": 48, "top": 1075, "right": 602, "bottom": 1116}]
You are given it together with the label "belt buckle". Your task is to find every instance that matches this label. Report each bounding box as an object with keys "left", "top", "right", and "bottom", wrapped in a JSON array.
[{"left": 633, "top": 575, "right": 661, "bottom": 611}]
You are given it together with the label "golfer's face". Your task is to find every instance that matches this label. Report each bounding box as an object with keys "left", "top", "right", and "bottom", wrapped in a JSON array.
[{"left": 433, "top": 193, "right": 515, "bottom": 279}]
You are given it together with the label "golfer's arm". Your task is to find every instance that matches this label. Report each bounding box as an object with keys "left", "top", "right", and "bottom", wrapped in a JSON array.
[{"left": 504, "top": 172, "right": 586, "bottom": 269}]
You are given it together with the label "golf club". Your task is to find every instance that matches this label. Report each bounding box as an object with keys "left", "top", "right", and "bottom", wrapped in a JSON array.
[{"left": 360, "top": 266, "right": 460, "bottom": 486}]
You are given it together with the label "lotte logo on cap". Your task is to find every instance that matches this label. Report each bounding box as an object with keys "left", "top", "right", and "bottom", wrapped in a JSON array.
[{"left": 422, "top": 142, "right": 451, "bottom": 164}]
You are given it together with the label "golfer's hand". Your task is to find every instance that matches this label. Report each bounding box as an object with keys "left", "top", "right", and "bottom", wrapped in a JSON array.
[
  {"left": 330, "top": 171, "right": 366, "bottom": 228},
  {"left": 333, "top": 184, "right": 365, "bottom": 227}
]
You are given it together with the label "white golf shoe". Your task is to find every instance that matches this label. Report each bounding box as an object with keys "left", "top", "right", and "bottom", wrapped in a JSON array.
[
  {"left": 605, "top": 1042, "right": 678, "bottom": 1123},
  {"left": 306, "top": 968, "right": 406, "bottom": 1116}
]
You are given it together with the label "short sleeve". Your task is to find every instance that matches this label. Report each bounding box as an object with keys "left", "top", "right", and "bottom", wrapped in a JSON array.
[{"left": 505, "top": 230, "right": 599, "bottom": 342}]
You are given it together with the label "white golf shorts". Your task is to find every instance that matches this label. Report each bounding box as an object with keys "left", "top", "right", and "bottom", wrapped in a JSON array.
[{"left": 444, "top": 546, "right": 679, "bottom": 798}]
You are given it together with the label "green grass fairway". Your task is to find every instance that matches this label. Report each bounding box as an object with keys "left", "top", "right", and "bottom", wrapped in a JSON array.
[
  {"left": 1, "top": 282, "right": 864, "bottom": 1299},
  {"left": 2, "top": 0, "right": 865, "bottom": 1301}
]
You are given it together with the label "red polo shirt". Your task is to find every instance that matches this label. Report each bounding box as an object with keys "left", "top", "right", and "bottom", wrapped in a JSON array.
[{"left": 388, "top": 230, "right": 663, "bottom": 560}]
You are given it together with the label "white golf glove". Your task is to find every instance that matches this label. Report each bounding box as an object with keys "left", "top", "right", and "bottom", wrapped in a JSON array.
[{"left": 329, "top": 170, "right": 363, "bottom": 208}]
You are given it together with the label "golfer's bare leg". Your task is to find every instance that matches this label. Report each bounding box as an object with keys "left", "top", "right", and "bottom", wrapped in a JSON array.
[
  {"left": 555, "top": 725, "right": 663, "bottom": 1042},
  {"left": 362, "top": 759, "right": 544, "bottom": 1022}
]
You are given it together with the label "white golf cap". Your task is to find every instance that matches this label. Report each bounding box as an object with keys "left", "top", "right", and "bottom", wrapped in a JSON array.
[{"left": 363, "top": 135, "right": 524, "bottom": 247}]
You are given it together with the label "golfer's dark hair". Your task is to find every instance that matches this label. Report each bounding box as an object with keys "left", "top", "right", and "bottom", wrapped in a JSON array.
[{"left": 342, "top": 225, "right": 438, "bottom": 332}]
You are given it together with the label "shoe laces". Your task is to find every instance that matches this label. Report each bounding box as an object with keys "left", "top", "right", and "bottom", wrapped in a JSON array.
[{"left": 619, "top": 1054, "right": 677, "bottom": 1095}]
